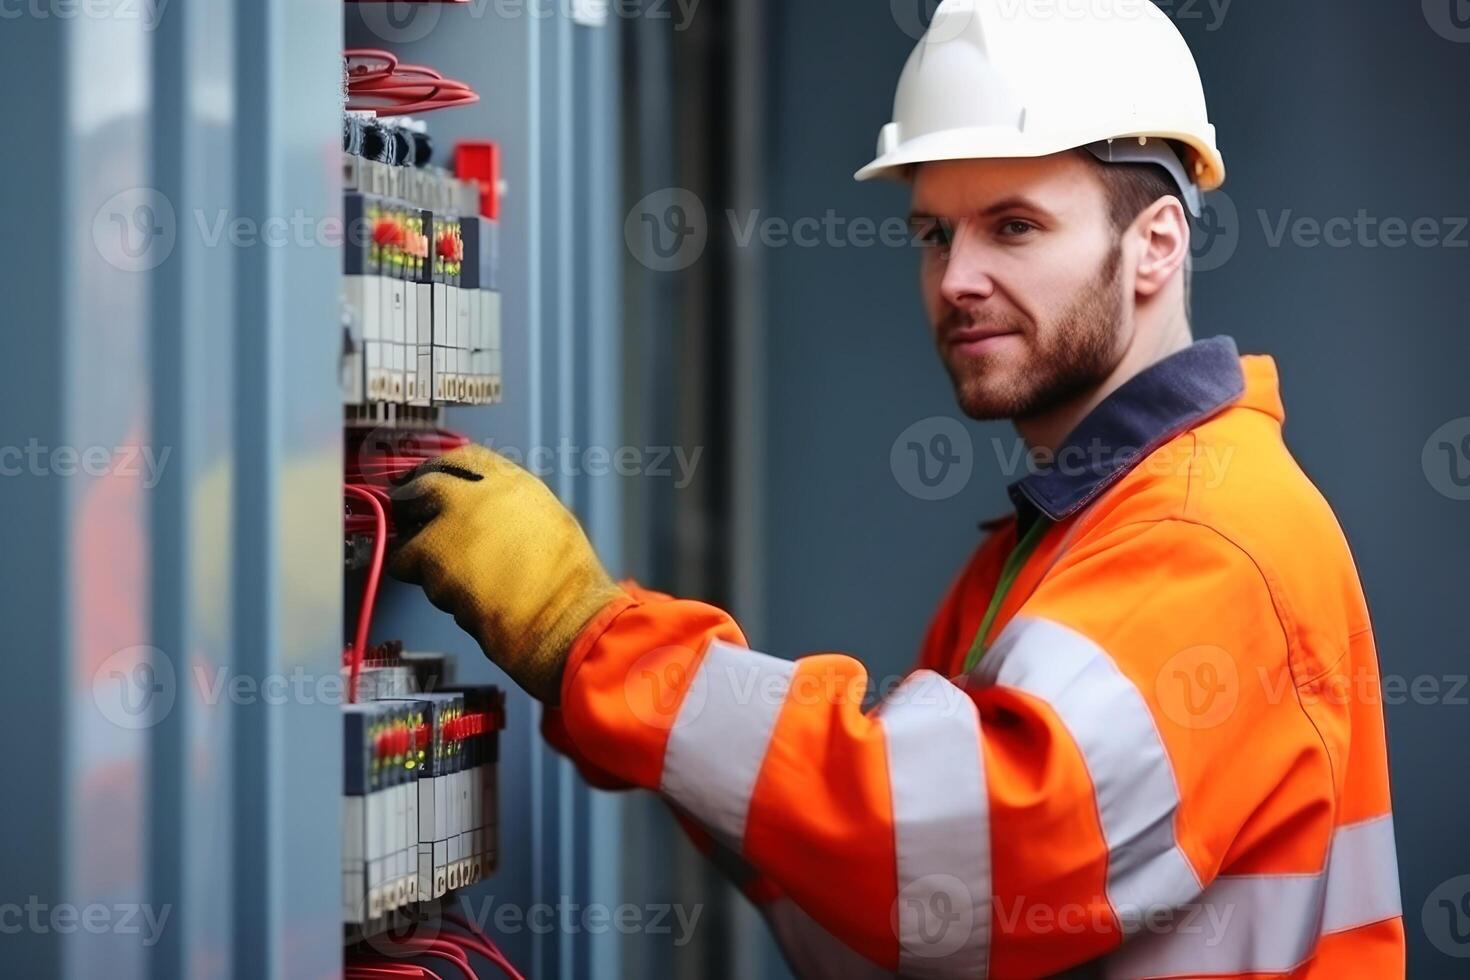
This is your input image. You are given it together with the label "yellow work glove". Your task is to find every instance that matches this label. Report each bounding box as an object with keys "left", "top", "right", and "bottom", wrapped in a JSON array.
[{"left": 388, "top": 444, "right": 626, "bottom": 704}]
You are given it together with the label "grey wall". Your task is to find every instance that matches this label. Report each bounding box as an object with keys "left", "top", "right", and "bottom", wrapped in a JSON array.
[
  {"left": 757, "top": 1, "right": 1470, "bottom": 975},
  {"left": 0, "top": 0, "right": 345, "bottom": 977}
]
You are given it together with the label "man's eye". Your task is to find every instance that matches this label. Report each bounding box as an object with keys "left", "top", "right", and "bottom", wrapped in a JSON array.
[
  {"left": 1000, "top": 219, "right": 1037, "bottom": 237},
  {"left": 911, "top": 218, "right": 954, "bottom": 249}
]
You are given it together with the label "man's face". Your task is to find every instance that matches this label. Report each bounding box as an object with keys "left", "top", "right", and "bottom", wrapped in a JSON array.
[{"left": 910, "top": 153, "right": 1130, "bottom": 421}]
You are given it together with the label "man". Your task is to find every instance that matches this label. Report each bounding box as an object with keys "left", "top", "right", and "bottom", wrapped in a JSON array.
[{"left": 390, "top": 1, "right": 1403, "bottom": 976}]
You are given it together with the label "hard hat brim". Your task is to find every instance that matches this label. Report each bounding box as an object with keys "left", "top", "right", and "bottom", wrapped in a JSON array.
[{"left": 854, "top": 125, "right": 1225, "bottom": 192}]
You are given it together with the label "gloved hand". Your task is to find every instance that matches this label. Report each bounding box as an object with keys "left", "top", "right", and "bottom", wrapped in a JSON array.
[{"left": 388, "top": 444, "right": 626, "bottom": 703}]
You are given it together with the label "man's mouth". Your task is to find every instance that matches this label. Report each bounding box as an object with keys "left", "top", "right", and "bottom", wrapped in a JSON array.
[{"left": 944, "top": 324, "right": 1022, "bottom": 357}]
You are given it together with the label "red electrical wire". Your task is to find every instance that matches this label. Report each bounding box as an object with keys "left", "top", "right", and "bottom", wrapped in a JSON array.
[
  {"left": 441, "top": 934, "right": 522, "bottom": 980},
  {"left": 411, "top": 953, "right": 470, "bottom": 980},
  {"left": 346, "top": 428, "right": 472, "bottom": 489},
  {"left": 344, "top": 485, "right": 388, "bottom": 703},
  {"left": 344, "top": 48, "right": 395, "bottom": 83},
  {"left": 342, "top": 427, "right": 473, "bottom": 697},
  {"left": 350, "top": 966, "right": 445, "bottom": 980},
  {"left": 375, "top": 938, "right": 478, "bottom": 980},
  {"left": 443, "top": 913, "right": 526, "bottom": 980},
  {"left": 347, "top": 961, "right": 449, "bottom": 980},
  {"left": 346, "top": 48, "right": 479, "bottom": 115},
  {"left": 345, "top": 485, "right": 394, "bottom": 532}
]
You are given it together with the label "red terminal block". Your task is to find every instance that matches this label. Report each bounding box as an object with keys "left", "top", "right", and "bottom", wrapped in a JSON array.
[
  {"left": 454, "top": 140, "right": 501, "bottom": 220},
  {"left": 372, "top": 216, "right": 398, "bottom": 247},
  {"left": 436, "top": 230, "right": 457, "bottom": 263},
  {"left": 444, "top": 711, "right": 487, "bottom": 743}
]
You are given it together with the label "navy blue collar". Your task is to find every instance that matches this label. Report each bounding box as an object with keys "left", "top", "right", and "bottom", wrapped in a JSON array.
[{"left": 1007, "top": 336, "right": 1245, "bottom": 524}]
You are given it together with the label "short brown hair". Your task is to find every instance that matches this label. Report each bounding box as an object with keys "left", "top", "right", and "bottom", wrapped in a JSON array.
[
  {"left": 1085, "top": 152, "right": 1185, "bottom": 233},
  {"left": 1081, "top": 149, "right": 1194, "bottom": 316}
]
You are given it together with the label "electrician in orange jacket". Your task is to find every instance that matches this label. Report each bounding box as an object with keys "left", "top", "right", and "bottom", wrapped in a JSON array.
[{"left": 390, "top": 3, "right": 1402, "bottom": 976}]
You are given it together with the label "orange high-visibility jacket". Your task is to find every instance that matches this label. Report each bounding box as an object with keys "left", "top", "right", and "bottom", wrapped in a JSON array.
[{"left": 546, "top": 338, "right": 1403, "bottom": 978}]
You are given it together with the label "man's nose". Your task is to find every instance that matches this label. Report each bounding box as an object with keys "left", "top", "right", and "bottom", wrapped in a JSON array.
[{"left": 938, "top": 227, "right": 998, "bottom": 308}]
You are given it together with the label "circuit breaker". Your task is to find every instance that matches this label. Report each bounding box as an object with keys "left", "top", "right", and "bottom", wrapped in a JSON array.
[
  {"left": 342, "top": 647, "right": 505, "bottom": 937},
  {"left": 341, "top": 122, "right": 503, "bottom": 414}
]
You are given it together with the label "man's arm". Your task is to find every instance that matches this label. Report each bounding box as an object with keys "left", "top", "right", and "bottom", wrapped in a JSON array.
[
  {"left": 554, "top": 518, "right": 1327, "bottom": 976},
  {"left": 390, "top": 447, "right": 1339, "bottom": 977}
]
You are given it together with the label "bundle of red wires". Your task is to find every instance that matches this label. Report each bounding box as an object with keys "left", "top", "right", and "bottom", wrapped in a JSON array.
[
  {"left": 346, "top": 427, "right": 471, "bottom": 500},
  {"left": 346, "top": 48, "right": 480, "bottom": 115},
  {"left": 343, "top": 427, "right": 472, "bottom": 702},
  {"left": 344, "top": 913, "right": 526, "bottom": 980}
]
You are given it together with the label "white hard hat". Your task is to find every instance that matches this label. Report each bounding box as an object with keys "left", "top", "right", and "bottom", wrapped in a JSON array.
[{"left": 855, "top": 0, "right": 1225, "bottom": 213}]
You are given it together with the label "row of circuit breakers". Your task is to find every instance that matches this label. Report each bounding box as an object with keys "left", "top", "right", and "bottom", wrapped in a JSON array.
[
  {"left": 343, "top": 648, "right": 507, "bottom": 938},
  {"left": 340, "top": 118, "right": 510, "bottom": 939},
  {"left": 341, "top": 148, "right": 502, "bottom": 408}
]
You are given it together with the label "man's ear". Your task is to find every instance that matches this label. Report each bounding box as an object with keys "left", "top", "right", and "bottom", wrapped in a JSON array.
[{"left": 1130, "top": 196, "right": 1191, "bottom": 299}]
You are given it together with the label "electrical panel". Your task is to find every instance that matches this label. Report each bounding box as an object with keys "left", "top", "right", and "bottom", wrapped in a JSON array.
[
  {"left": 341, "top": 114, "right": 503, "bottom": 416},
  {"left": 338, "top": 53, "right": 523, "bottom": 975}
]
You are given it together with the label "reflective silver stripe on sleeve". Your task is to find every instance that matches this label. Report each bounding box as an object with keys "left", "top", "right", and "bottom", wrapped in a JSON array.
[
  {"left": 1321, "top": 813, "right": 1401, "bottom": 934},
  {"left": 764, "top": 896, "right": 896, "bottom": 980},
  {"left": 1103, "top": 814, "right": 1402, "bottom": 978},
  {"left": 877, "top": 670, "right": 991, "bottom": 979},
  {"left": 972, "top": 616, "right": 1202, "bottom": 932},
  {"left": 659, "top": 638, "right": 795, "bottom": 849}
]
